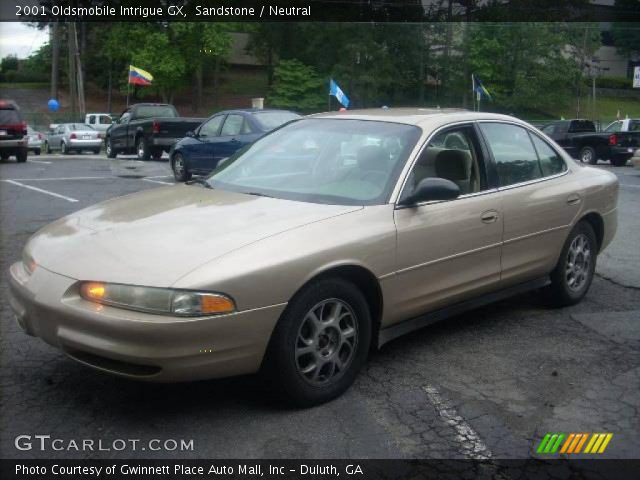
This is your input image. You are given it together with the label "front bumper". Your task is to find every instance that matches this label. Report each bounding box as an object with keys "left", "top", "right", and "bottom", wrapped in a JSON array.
[{"left": 8, "top": 262, "right": 284, "bottom": 382}]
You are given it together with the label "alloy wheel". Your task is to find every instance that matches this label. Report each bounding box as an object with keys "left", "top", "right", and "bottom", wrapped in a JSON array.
[
  {"left": 295, "top": 298, "right": 358, "bottom": 386},
  {"left": 565, "top": 233, "right": 591, "bottom": 292},
  {"left": 174, "top": 155, "right": 184, "bottom": 176}
]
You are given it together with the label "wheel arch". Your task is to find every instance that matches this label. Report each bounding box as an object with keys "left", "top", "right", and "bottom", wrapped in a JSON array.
[
  {"left": 285, "top": 263, "right": 384, "bottom": 351},
  {"left": 579, "top": 211, "right": 604, "bottom": 253}
]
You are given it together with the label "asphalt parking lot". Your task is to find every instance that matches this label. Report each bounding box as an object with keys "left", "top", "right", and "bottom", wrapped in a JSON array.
[{"left": 0, "top": 153, "right": 639, "bottom": 460}]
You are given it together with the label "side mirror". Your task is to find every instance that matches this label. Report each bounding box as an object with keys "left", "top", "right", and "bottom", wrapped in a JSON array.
[
  {"left": 400, "top": 177, "right": 460, "bottom": 206},
  {"left": 185, "top": 131, "right": 195, "bottom": 138}
]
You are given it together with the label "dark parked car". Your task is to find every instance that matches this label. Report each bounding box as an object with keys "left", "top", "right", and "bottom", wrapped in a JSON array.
[
  {"left": 170, "top": 109, "right": 301, "bottom": 181},
  {"left": 105, "top": 103, "right": 204, "bottom": 160},
  {"left": 0, "top": 100, "right": 28, "bottom": 163},
  {"left": 541, "top": 119, "right": 640, "bottom": 166}
]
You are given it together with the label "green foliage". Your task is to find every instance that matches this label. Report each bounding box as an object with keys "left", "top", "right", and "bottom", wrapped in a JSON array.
[
  {"left": 268, "top": 60, "right": 325, "bottom": 111},
  {"left": 584, "top": 76, "right": 635, "bottom": 90},
  {"left": 464, "top": 23, "right": 590, "bottom": 112},
  {"left": 611, "top": 19, "right": 640, "bottom": 58},
  {"left": 1, "top": 54, "right": 19, "bottom": 72}
]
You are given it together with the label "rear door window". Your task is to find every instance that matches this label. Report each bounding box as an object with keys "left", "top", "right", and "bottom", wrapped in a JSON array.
[
  {"left": 530, "top": 134, "right": 567, "bottom": 177},
  {"left": 479, "top": 123, "right": 542, "bottom": 187}
]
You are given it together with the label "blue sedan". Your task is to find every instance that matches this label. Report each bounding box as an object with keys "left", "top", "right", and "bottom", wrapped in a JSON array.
[{"left": 170, "top": 109, "right": 301, "bottom": 181}]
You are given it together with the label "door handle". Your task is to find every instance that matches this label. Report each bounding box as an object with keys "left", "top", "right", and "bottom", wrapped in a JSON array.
[
  {"left": 481, "top": 210, "right": 499, "bottom": 223},
  {"left": 567, "top": 193, "right": 581, "bottom": 206}
]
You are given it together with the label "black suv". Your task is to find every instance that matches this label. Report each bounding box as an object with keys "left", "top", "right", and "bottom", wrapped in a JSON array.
[{"left": 0, "top": 100, "right": 28, "bottom": 162}]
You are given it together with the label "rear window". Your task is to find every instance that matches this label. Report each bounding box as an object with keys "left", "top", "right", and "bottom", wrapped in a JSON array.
[
  {"left": 135, "top": 105, "right": 177, "bottom": 118},
  {"left": 569, "top": 120, "right": 595, "bottom": 133},
  {"left": 252, "top": 111, "right": 301, "bottom": 131},
  {"left": 0, "top": 108, "right": 21, "bottom": 124}
]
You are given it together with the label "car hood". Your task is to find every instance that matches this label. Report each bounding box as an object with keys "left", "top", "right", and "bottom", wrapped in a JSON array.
[{"left": 27, "top": 185, "right": 361, "bottom": 286}]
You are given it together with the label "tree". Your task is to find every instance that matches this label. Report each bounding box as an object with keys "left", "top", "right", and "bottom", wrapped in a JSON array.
[
  {"left": 1, "top": 55, "right": 19, "bottom": 72},
  {"left": 268, "top": 60, "right": 325, "bottom": 111},
  {"left": 171, "top": 23, "right": 232, "bottom": 111},
  {"left": 464, "top": 23, "right": 591, "bottom": 114}
]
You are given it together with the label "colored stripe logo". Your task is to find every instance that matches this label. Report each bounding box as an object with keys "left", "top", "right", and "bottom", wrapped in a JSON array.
[{"left": 536, "top": 433, "right": 613, "bottom": 454}]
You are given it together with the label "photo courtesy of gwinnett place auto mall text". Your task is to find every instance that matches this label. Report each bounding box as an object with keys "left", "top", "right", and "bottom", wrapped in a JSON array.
[{"left": 1, "top": 1, "right": 639, "bottom": 479}]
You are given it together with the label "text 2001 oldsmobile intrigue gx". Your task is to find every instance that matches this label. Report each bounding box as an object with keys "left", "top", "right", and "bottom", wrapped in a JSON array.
[{"left": 9, "top": 109, "right": 618, "bottom": 406}]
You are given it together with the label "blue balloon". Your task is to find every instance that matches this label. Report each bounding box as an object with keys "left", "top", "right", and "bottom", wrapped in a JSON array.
[{"left": 47, "top": 99, "right": 59, "bottom": 112}]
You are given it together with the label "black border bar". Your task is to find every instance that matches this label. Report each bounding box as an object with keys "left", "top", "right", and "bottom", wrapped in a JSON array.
[{"left": 4, "top": 0, "right": 640, "bottom": 23}]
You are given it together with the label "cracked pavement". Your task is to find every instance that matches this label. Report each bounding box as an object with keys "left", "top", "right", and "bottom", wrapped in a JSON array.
[{"left": 0, "top": 156, "right": 638, "bottom": 461}]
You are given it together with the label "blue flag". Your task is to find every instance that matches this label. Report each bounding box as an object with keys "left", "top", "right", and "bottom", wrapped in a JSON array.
[
  {"left": 329, "top": 79, "right": 350, "bottom": 108},
  {"left": 472, "top": 74, "right": 492, "bottom": 101}
]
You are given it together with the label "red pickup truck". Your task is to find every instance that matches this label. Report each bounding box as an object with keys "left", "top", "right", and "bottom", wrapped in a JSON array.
[{"left": 0, "top": 100, "right": 28, "bottom": 163}]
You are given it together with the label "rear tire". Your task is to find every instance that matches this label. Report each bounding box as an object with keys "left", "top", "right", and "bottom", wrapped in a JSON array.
[
  {"left": 151, "top": 149, "right": 162, "bottom": 161},
  {"left": 35, "top": 149, "right": 41, "bottom": 156},
  {"left": 261, "top": 278, "right": 371, "bottom": 407},
  {"left": 1, "top": 153, "right": 9, "bottom": 161},
  {"left": 106, "top": 138, "right": 116, "bottom": 158},
  {"left": 45, "top": 141, "right": 52, "bottom": 154},
  {"left": 610, "top": 156, "right": 628, "bottom": 167},
  {"left": 171, "top": 153, "right": 191, "bottom": 182},
  {"left": 16, "top": 149, "right": 27, "bottom": 163},
  {"left": 136, "top": 136, "right": 150, "bottom": 160},
  {"left": 92, "top": 148, "right": 100, "bottom": 154},
  {"left": 579, "top": 146, "right": 597, "bottom": 165},
  {"left": 61, "top": 142, "right": 68, "bottom": 155},
  {"left": 544, "top": 221, "right": 597, "bottom": 307}
]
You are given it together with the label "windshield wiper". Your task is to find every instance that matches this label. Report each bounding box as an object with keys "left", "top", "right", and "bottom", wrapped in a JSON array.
[{"left": 186, "top": 177, "right": 213, "bottom": 189}]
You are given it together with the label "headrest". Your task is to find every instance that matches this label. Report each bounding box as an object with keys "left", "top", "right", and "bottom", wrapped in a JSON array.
[
  {"left": 357, "top": 145, "right": 389, "bottom": 172},
  {"left": 435, "top": 150, "right": 468, "bottom": 181}
]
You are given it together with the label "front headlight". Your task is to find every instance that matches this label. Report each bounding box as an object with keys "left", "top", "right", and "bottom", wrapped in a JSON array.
[{"left": 79, "top": 282, "right": 235, "bottom": 316}]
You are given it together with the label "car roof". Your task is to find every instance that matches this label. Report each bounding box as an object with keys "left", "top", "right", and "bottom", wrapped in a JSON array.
[
  {"left": 308, "top": 108, "right": 530, "bottom": 129},
  {"left": 217, "top": 108, "right": 299, "bottom": 115}
]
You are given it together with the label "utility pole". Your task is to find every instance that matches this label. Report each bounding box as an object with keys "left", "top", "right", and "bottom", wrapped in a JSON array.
[
  {"left": 67, "top": 23, "right": 77, "bottom": 120},
  {"left": 50, "top": 23, "right": 60, "bottom": 100},
  {"left": 70, "top": 23, "right": 86, "bottom": 118}
]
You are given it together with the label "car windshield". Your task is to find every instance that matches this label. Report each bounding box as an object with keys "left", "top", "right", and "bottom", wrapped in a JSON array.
[
  {"left": 252, "top": 111, "right": 301, "bottom": 131},
  {"left": 206, "top": 118, "right": 422, "bottom": 206}
]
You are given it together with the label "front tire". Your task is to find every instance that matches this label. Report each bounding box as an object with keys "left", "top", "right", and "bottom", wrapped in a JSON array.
[
  {"left": 262, "top": 278, "right": 371, "bottom": 407},
  {"left": 45, "top": 141, "right": 52, "bottom": 154},
  {"left": 545, "top": 221, "right": 597, "bottom": 307},
  {"left": 171, "top": 153, "right": 191, "bottom": 182},
  {"left": 35, "top": 149, "right": 41, "bottom": 156},
  {"left": 151, "top": 149, "right": 163, "bottom": 161},
  {"left": 136, "top": 136, "right": 150, "bottom": 160},
  {"left": 579, "top": 146, "right": 597, "bottom": 165},
  {"left": 61, "top": 142, "right": 68, "bottom": 155},
  {"left": 106, "top": 138, "right": 116, "bottom": 158}
]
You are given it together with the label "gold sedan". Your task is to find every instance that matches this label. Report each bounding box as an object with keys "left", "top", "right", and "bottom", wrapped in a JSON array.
[{"left": 8, "top": 109, "right": 619, "bottom": 406}]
